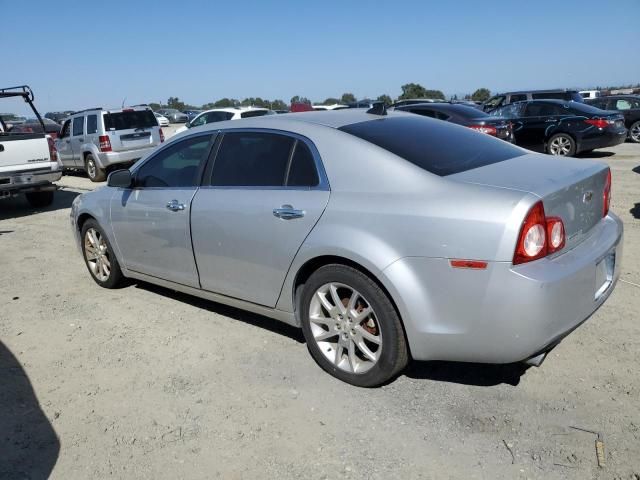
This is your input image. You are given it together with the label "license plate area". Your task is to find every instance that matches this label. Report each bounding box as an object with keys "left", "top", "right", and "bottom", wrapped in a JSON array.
[{"left": 595, "top": 252, "right": 615, "bottom": 300}]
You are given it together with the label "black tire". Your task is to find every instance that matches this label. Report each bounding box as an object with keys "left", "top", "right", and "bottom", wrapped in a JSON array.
[
  {"left": 299, "top": 264, "right": 408, "bottom": 387},
  {"left": 629, "top": 121, "right": 640, "bottom": 143},
  {"left": 85, "top": 154, "right": 106, "bottom": 182},
  {"left": 25, "top": 190, "right": 54, "bottom": 207},
  {"left": 80, "top": 219, "right": 125, "bottom": 289},
  {"left": 546, "top": 133, "right": 576, "bottom": 156}
]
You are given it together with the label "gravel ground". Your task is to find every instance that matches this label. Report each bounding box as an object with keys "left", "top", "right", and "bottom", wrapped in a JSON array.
[{"left": 1, "top": 129, "right": 639, "bottom": 479}]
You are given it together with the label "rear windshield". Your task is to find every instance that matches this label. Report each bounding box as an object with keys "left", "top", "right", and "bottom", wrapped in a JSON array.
[
  {"left": 567, "top": 102, "right": 612, "bottom": 115},
  {"left": 104, "top": 110, "right": 157, "bottom": 131},
  {"left": 240, "top": 110, "right": 270, "bottom": 119},
  {"left": 339, "top": 116, "right": 525, "bottom": 176}
]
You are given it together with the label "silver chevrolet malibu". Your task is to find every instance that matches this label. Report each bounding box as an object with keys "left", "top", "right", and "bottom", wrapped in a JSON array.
[{"left": 70, "top": 109, "right": 623, "bottom": 387}]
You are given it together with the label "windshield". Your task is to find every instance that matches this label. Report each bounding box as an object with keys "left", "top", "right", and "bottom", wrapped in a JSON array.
[
  {"left": 104, "top": 110, "right": 157, "bottom": 130},
  {"left": 490, "top": 103, "right": 523, "bottom": 119},
  {"left": 339, "top": 116, "right": 525, "bottom": 176}
]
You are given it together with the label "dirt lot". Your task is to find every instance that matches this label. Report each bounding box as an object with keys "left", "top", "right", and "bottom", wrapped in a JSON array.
[{"left": 1, "top": 128, "right": 639, "bottom": 479}]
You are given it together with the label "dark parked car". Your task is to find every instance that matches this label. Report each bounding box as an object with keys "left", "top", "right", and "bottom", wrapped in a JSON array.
[
  {"left": 156, "top": 109, "right": 188, "bottom": 123},
  {"left": 9, "top": 117, "right": 62, "bottom": 138},
  {"left": 491, "top": 100, "right": 626, "bottom": 156},
  {"left": 390, "top": 98, "right": 442, "bottom": 108},
  {"left": 182, "top": 110, "right": 203, "bottom": 122},
  {"left": 45, "top": 111, "right": 74, "bottom": 124},
  {"left": 587, "top": 95, "right": 640, "bottom": 143},
  {"left": 394, "top": 102, "right": 513, "bottom": 142},
  {"left": 483, "top": 89, "right": 583, "bottom": 112}
]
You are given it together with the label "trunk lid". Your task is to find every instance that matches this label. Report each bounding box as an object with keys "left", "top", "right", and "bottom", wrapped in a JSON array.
[
  {"left": 103, "top": 109, "right": 161, "bottom": 152},
  {"left": 450, "top": 153, "right": 608, "bottom": 250}
]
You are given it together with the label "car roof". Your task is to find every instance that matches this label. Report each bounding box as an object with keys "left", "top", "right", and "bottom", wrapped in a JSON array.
[
  {"left": 397, "top": 102, "right": 482, "bottom": 114},
  {"left": 497, "top": 89, "right": 578, "bottom": 95},
  {"left": 200, "top": 107, "right": 270, "bottom": 114}
]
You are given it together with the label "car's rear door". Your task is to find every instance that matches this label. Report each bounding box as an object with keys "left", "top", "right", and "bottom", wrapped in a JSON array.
[
  {"left": 70, "top": 115, "right": 85, "bottom": 167},
  {"left": 109, "top": 132, "right": 215, "bottom": 287},
  {"left": 190, "top": 130, "right": 330, "bottom": 307}
]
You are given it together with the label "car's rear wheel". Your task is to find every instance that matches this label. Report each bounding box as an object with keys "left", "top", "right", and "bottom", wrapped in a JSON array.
[
  {"left": 299, "top": 264, "right": 408, "bottom": 387},
  {"left": 547, "top": 133, "right": 576, "bottom": 156},
  {"left": 81, "top": 219, "right": 124, "bottom": 288},
  {"left": 629, "top": 121, "right": 640, "bottom": 143},
  {"left": 85, "top": 154, "right": 106, "bottom": 182},
  {"left": 25, "top": 190, "right": 54, "bottom": 207}
]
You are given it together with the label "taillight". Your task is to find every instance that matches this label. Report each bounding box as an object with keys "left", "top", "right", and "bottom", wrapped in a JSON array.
[
  {"left": 585, "top": 118, "right": 612, "bottom": 129},
  {"left": 47, "top": 137, "right": 59, "bottom": 163},
  {"left": 603, "top": 168, "right": 611, "bottom": 217},
  {"left": 159, "top": 129, "right": 165, "bottom": 143},
  {"left": 99, "top": 135, "right": 112, "bottom": 152},
  {"left": 469, "top": 125, "right": 497, "bottom": 136},
  {"left": 513, "top": 201, "right": 566, "bottom": 265}
]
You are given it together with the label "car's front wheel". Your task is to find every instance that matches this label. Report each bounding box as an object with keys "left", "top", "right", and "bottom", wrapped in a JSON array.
[
  {"left": 85, "top": 154, "right": 106, "bottom": 182},
  {"left": 299, "top": 264, "right": 408, "bottom": 387},
  {"left": 547, "top": 133, "right": 576, "bottom": 156},
  {"left": 81, "top": 219, "right": 125, "bottom": 288},
  {"left": 629, "top": 121, "right": 640, "bottom": 143}
]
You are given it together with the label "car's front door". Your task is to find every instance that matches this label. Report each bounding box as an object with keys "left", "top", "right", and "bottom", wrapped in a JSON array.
[
  {"left": 190, "top": 130, "right": 330, "bottom": 307},
  {"left": 109, "top": 132, "right": 215, "bottom": 287},
  {"left": 56, "top": 119, "right": 74, "bottom": 167}
]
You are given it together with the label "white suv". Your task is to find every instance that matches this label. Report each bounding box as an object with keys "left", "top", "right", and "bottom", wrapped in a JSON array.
[
  {"left": 56, "top": 106, "right": 164, "bottom": 181},
  {"left": 175, "top": 107, "right": 273, "bottom": 134}
]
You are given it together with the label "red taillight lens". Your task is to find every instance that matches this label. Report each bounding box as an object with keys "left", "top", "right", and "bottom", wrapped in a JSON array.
[
  {"left": 585, "top": 118, "right": 611, "bottom": 129},
  {"left": 99, "top": 135, "right": 112, "bottom": 152},
  {"left": 603, "top": 168, "right": 611, "bottom": 217},
  {"left": 159, "top": 128, "right": 165, "bottom": 143},
  {"left": 546, "top": 217, "right": 565, "bottom": 253},
  {"left": 469, "top": 125, "right": 497, "bottom": 136},
  {"left": 514, "top": 201, "right": 548, "bottom": 265},
  {"left": 47, "top": 137, "right": 58, "bottom": 163}
]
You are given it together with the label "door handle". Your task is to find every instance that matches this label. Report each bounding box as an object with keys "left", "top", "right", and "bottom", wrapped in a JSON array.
[
  {"left": 273, "top": 204, "right": 305, "bottom": 220},
  {"left": 166, "top": 199, "right": 186, "bottom": 212}
]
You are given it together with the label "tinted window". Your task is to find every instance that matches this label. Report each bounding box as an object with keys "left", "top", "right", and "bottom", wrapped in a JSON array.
[
  {"left": 531, "top": 92, "right": 571, "bottom": 100},
  {"left": 191, "top": 111, "right": 232, "bottom": 127},
  {"left": 524, "top": 103, "right": 567, "bottom": 116},
  {"left": 240, "top": 110, "right": 270, "bottom": 119},
  {"left": 484, "top": 96, "right": 505, "bottom": 109},
  {"left": 411, "top": 108, "right": 437, "bottom": 118},
  {"left": 104, "top": 110, "right": 157, "bottom": 131},
  {"left": 60, "top": 120, "right": 70, "bottom": 138},
  {"left": 135, "top": 135, "right": 212, "bottom": 188},
  {"left": 72, "top": 116, "right": 84, "bottom": 136},
  {"left": 287, "top": 141, "right": 319, "bottom": 187},
  {"left": 211, "top": 132, "right": 294, "bottom": 186},
  {"left": 87, "top": 115, "right": 98, "bottom": 134},
  {"left": 510, "top": 94, "right": 527, "bottom": 102},
  {"left": 339, "top": 116, "right": 525, "bottom": 177}
]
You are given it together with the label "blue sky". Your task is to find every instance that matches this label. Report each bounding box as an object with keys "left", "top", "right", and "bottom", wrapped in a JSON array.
[{"left": 2, "top": 0, "right": 639, "bottom": 113}]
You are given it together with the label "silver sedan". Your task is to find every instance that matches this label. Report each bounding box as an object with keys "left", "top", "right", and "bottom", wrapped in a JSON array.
[{"left": 70, "top": 109, "right": 623, "bottom": 386}]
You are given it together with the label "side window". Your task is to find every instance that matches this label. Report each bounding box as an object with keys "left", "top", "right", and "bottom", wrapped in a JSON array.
[
  {"left": 135, "top": 134, "right": 213, "bottom": 188},
  {"left": 210, "top": 132, "right": 294, "bottom": 187},
  {"left": 72, "top": 116, "right": 84, "bottom": 136},
  {"left": 411, "top": 109, "right": 437, "bottom": 118},
  {"left": 615, "top": 99, "right": 632, "bottom": 110},
  {"left": 287, "top": 141, "right": 319, "bottom": 187},
  {"left": 509, "top": 94, "right": 527, "bottom": 102},
  {"left": 87, "top": 115, "right": 98, "bottom": 134},
  {"left": 60, "top": 120, "right": 71, "bottom": 138},
  {"left": 191, "top": 114, "right": 208, "bottom": 127},
  {"left": 524, "top": 103, "right": 559, "bottom": 116},
  {"left": 435, "top": 111, "right": 450, "bottom": 120}
]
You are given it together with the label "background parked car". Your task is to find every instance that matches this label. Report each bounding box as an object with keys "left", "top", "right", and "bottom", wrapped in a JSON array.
[
  {"left": 491, "top": 100, "right": 626, "bottom": 156},
  {"left": 156, "top": 108, "right": 188, "bottom": 123},
  {"left": 0, "top": 113, "right": 27, "bottom": 128},
  {"left": 154, "top": 112, "right": 170, "bottom": 127},
  {"left": 390, "top": 98, "right": 442, "bottom": 108},
  {"left": 175, "top": 107, "right": 273, "bottom": 134},
  {"left": 312, "top": 104, "right": 349, "bottom": 111},
  {"left": 9, "top": 117, "right": 62, "bottom": 138},
  {"left": 394, "top": 102, "right": 513, "bottom": 142},
  {"left": 57, "top": 106, "right": 164, "bottom": 181},
  {"left": 483, "top": 89, "right": 583, "bottom": 112},
  {"left": 290, "top": 102, "right": 314, "bottom": 112},
  {"left": 183, "top": 110, "right": 203, "bottom": 122},
  {"left": 587, "top": 95, "right": 640, "bottom": 143},
  {"left": 580, "top": 90, "right": 602, "bottom": 100},
  {"left": 45, "top": 111, "right": 74, "bottom": 124}
]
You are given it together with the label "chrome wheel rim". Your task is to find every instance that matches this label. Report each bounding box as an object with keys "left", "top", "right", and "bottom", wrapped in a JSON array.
[
  {"left": 309, "top": 282, "right": 382, "bottom": 374},
  {"left": 87, "top": 158, "right": 96, "bottom": 179},
  {"left": 84, "top": 228, "right": 111, "bottom": 282},
  {"left": 549, "top": 136, "right": 572, "bottom": 155},
  {"left": 630, "top": 123, "right": 640, "bottom": 142}
]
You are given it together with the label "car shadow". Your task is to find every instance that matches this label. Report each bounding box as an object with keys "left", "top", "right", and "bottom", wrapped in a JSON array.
[
  {"left": 132, "top": 282, "right": 305, "bottom": 343},
  {"left": 630, "top": 203, "right": 640, "bottom": 219},
  {"left": 632, "top": 165, "right": 640, "bottom": 175},
  {"left": 576, "top": 150, "right": 616, "bottom": 158},
  {"left": 0, "top": 189, "right": 79, "bottom": 221},
  {"left": 403, "top": 360, "right": 530, "bottom": 387},
  {"left": 0, "top": 341, "right": 60, "bottom": 479}
]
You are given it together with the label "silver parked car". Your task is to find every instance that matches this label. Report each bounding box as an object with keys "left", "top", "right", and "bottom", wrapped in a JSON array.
[
  {"left": 57, "top": 106, "right": 164, "bottom": 182},
  {"left": 70, "top": 109, "right": 622, "bottom": 386}
]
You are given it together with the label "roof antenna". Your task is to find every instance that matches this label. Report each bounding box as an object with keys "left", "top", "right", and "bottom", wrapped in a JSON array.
[
  {"left": 121, "top": 97, "right": 127, "bottom": 108},
  {"left": 367, "top": 102, "right": 387, "bottom": 116}
]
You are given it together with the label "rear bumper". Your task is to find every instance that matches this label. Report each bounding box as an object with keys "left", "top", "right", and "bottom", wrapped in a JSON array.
[
  {"left": 96, "top": 147, "right": 156, "bottom": 168},
  {"left": 577, "top": 129, "right": 627, "bottom": 152},
  {"left": 382, "top": 213, "right": 623, "bottom": 363},
  {"left": 0, "top": 164, "right": 62, "bottom": 193}
]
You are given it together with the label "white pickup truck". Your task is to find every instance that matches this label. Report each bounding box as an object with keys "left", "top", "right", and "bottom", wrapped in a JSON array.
[{"left": 0, "top": 85, "right": 62, "bottom": 207}]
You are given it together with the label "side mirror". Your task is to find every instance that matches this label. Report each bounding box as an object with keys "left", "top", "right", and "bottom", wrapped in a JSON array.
[
  {"left": 107, "top": 169, "right": 132, "bottom": 188},
  {"left": 185, "top": 121, "right": 191, "bottom": 128}
]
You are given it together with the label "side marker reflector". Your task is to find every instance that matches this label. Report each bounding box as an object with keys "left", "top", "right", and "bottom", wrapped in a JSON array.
[{"left": 450, "top": 259, "right": 488, "bottom": 269}]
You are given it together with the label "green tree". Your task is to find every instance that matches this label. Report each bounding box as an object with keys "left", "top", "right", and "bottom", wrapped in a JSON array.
[
  {"left": 167, "top": 96, "right": 185, "bottom": 110},
  {"left": 376, "top": 94, "right": 392, "bottom": 106},
  {"left": 398, "top": 84, "right": 445, "bottom": 100},
  {"left": 322, "top": 97, "right": 341, "bottom": 105},
  {"left": 340, "top": 92, "right": 356, "bottom": 104},
  {"left": 270, "top": 99, "right": 287, "bottom": 110},
  {"left": 290, "top": 95, "right": 311, "bottom": 105},
  {"left": 212, "top": 98, "right": 239, "bottom": 108},
  {"left": 471, "top": 88, "right": 491, "bottom": 102}
]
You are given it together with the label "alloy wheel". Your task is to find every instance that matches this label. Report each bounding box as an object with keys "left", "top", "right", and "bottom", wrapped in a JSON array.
[
  {"left": 630, "top": 123, "right": 640, "bottom": 142},
  {"left": 87, "top": 158, "right": 96, "bottom": 179},
  {"left": 308, "top": 282, "right": 382, "bottom": 374},
  {"left": 549, "top": 136, "right": 572, "bottom": 155},
  {"left": 84, "top": 228, "right": 111, "bottom": 282}
]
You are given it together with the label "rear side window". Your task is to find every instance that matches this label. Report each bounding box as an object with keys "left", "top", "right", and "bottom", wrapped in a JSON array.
[
  {"left": 104, "top": 110, "right": 157, "bottom": 131},
  {"left": 339, "top": 116, "right": 525, "bottom": 177},
  {"left": 287, "top": 141, "right": 319, "bottom": 187},
  {"left": 72, "top": 116, "right": 84, "bottom": 136},
  {"left": 531, "top": 92, "right": 573, "bottom": 100},
  {"left": 240, "top": 110, "right": 269, "bottom": 119},
  {"left": 86, "top": 115, "right": 98, "bottom": 134},
  {"left": 509, "top": 94, "right": 527, "bottom": 102},
  {"left": 524, "top": 103, "right": 567, "bottom": 116},
  {"left": 211, "top": 132, "right": 295, "bottom": 186}
]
